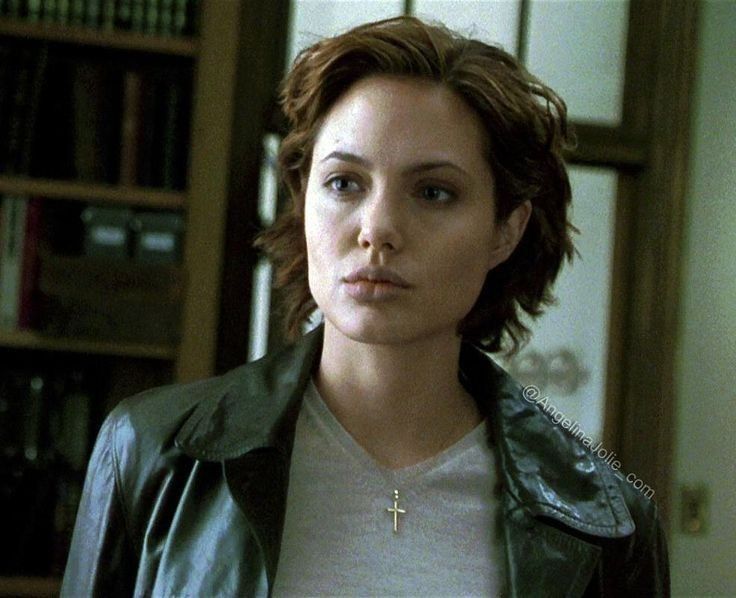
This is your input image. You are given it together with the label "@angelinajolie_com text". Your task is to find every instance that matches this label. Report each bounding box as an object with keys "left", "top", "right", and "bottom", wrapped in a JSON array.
[{"left": 521, "top": 384, "right": 655, "bottom": 499}]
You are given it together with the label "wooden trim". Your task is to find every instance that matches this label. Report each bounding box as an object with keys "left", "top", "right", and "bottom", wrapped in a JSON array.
[
  {"left": 174, "top": 0, "right": 241, "bottom": 381},
  {"left": 0, "top": 18, "right": 197, "bottom": 56},
  {"left": 619, "top": 1, "right": 655, "bottom": 136},
  {"left": 612, "top": 0, "right": 699, "bottom": 529},
  {"left": 566, "top": 123, "right": 647, "bottom": 170},
  {"left": 601, "top": 172, "right": 636, "bottom": 453},
  {"left": 0, "top": 329, "right": 176, "bottom": 359},
  {"left": 0, "top": 575, "right": 60, "bottom": 597},
  {"left": 0, "top": 176, "right": 186, "bottom": 209}
]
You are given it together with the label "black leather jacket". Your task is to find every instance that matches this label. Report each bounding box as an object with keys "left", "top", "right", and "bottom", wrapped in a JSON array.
[{"left": 61, "top": 326, "right": 669, "bottom": 597}]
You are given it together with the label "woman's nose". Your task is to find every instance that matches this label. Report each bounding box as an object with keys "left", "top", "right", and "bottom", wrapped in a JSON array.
[{"left": 356, "top": 191, "right": 404, "bottom": 253}]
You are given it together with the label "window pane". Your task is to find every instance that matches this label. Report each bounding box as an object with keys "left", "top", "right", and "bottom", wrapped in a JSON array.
[
  {"left": 525, "top": 0, "right": 629, "bottom": 125},
  {"left": 501, "top": 166, "right": 617, "bottom": 442},
  {"left": 412, "top": 0, "right": 521, "bottom": 54},
  {"left": 287, "top": 0, "right": 404, "bottom": 68}
]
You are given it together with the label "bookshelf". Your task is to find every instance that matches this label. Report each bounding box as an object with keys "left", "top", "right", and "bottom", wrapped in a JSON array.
[
  {"left": 0, "top": 328, "right": 176, "bottom": 359},
  {"left": 0, "top": 0, "right": 290, "bottom": 591},
  {"left": 0, "top": 19, "right": 199, "bottom": 56},
  {"left": 0, "top": 175, "right": 186, "bottom": 209}
]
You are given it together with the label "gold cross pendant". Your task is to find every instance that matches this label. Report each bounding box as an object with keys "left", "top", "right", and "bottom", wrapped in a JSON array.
[{"left": 386, "top": 489, "right": 406, "bottom": 533}]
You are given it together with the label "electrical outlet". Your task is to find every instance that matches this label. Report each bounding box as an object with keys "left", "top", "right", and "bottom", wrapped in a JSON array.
[{"left": 680, "top": 484, "right": 708, "bottom": 535}]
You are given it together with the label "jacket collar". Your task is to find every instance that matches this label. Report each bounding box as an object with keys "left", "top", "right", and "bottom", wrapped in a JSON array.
[
  {"left": 175, "top": 324, "right": 634, "bottom": 539},
  {"left": 175, "top": 325, "right": 323, "bottom": 461}
]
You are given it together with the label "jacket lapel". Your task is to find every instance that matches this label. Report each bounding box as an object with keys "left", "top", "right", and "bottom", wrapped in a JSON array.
[
  {"left": 502, "top": 504, "right": 602, "bottom": 597},
  {"left": 176, "top": 326, "right": 635, "bottom": 596},
  {"left": 459, "top": 341, "right": 634, "bottom": 538},
  {"left": 223, "top": 450, "right": 289, "bottom": 589},
  {"left": 175, "top": 326, "right": 324, "bottom": 586},
  {"left": 459, "top": 341, "right": 634, "bottom": 596}
]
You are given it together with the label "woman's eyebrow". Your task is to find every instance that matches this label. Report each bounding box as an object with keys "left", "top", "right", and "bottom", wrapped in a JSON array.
[
  {"left": 404, "top": 161, "right": 469, "bottom": 177},
  {"left": 320, "top": 150, "right": 371, "bottom": 167},
  {"left": 319, "top": 150, "right": 469, "bottom": 176}
]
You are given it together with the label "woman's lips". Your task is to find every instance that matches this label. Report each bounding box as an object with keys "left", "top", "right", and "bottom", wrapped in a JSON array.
[{"left": 342, "top": 266, "right": 412, "bottom": 301}]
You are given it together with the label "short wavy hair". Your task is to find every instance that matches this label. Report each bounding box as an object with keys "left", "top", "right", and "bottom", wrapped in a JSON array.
[{"left": 255, "top": 15, "right": 576, "bottom": 353}]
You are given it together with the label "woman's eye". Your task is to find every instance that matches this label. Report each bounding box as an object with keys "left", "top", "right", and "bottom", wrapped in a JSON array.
[
  {"left": 326, "top": 176, "right": 360, "bottom": 194},
  {"left": 420, "top": 185, "right": 455, "bottom": 204}
]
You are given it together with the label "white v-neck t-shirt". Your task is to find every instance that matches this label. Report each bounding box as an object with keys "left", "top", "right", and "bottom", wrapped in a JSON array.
[{"left": 272, "top": 380, "right": 506, "bottom": 597}]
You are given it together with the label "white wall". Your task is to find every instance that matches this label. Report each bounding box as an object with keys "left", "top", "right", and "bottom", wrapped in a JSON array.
[
  {"left": 670, "top": 1, "right": 736, "bottom": 595},
  {"left": 286, "top": 0, "right": 402, "bottom": 67}
]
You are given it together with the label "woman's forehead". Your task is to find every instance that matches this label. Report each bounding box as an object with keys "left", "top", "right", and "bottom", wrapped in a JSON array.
[{"left": 310, "top": 75, "right": 490, "bottom": 172}]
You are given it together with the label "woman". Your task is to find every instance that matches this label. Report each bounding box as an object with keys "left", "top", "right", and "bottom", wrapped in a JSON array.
[{"left": 62, "top": 16, "right": 669, "bottom": 597}]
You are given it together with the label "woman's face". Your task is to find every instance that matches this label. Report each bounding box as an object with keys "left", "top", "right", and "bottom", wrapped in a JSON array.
[{"left": 304, "top": 75, "right": 526, "bottom": 346}]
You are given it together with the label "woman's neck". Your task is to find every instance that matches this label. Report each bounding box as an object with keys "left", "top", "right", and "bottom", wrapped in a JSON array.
[{"left": 314, "top": 321, "right": 482, "bottom": 469}]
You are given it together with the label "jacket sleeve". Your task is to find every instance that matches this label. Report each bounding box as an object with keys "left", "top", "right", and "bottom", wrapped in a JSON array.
[{"left": 61, "top": 411, "right": 137, "bottom": 597}]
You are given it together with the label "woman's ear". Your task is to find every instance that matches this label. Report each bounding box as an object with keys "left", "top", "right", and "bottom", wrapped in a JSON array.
[{"left": 487, "top": 200, "right": 532, "bottom": 270}]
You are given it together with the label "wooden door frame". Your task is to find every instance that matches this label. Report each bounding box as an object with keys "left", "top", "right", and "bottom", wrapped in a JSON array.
[
  {"left": 177, "top": 0, "right": 244, "bottom": 382},
  {"left": 177, "top": 0, "right": 289, "bottom": 379},
  {"left": 570, "top": 0, "right": 699, "bottom": 531},
  {"left": 214, "top": 0, "right": 290, "bottom": 375},
  {"left": 613, "top": 0, "right": 699, "bottom": 531}
]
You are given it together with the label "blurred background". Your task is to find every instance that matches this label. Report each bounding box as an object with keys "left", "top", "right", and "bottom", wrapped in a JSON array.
[{"left": 0, "top": 0, "right": 733, "bottom": 596}]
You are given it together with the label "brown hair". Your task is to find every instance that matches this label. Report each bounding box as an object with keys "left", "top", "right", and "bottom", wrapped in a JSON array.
[{"left": 255, "top": 15, "right": 576, "bottom": 353}]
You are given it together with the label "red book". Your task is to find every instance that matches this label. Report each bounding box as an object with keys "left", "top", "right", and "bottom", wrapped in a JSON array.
[{"left": 18, "top": 197, "right": 43, "bottom": 330}]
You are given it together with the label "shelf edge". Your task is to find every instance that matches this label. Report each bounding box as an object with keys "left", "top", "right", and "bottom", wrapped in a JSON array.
[{"left": 0, "top": 329, "right": 177, "bottom": 360}]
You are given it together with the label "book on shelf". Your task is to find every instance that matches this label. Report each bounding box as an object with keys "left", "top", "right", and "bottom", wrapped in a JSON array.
[
  {"left": 26, "top": 55, "right": 122, "bottom": 182},
  {"left": 136, "top": 68, "right": 159, "bottom": 187},
  {"left": 50, "top": 369, "right": 91, "bottom": 574},
  {"left": 0, "top": 0, "right": 201, "bottom": 36},
  {"left": 114, "top": 0, "right": 132, "bottom": 30},
  {"left": 0, "top": 195, "right": 28, "bottom": 330},
  {"left": 143, "top": 0, "right": 158, "bottom": 34},
  {"left": 42, "top": 0, "right": 66, "bottom": 25},
  {"left": 2, "top": 47, "right": 32, "bottom": 173},
  {"left": 0, "top": 371, "right": 55, "bottom": 576},
  {"left": 18, "top": 196, "right": 43, "bottom": 329},
  {"left": 119, "top": 69, "right": 144, "bottom": 186},
  {"left": 19, "top": 44, "right": 48, "bottom": 173},
  {"left": 130, "top": 0, "right": 144, "bottom": 32},
  {"left": 69, "top": 59, "right": 122, "bottom": 183},
  {"left": 137, "top": 69, "right": 191, "bottom": 190},
  {"left": 0, "top": 46, "right": 10, "bottom": 151},
  {"left": 160, "top": 72, "right": 190, "bottom": 190},
  {"left": 158, "top": 0, "right": 173, "bottom": 35},
  {"left": 0, "top": 41, "right": 48, "bottom": 176},
  {"left": 69, "top": 0, "right": 83, "bottom": 26},
  {"left": 1, "top": 36, "right": 193, "bottom": 188},
  {"left": 0, "top": 366, "right": 94, "bottom": 576},
  {"left": 0, "top": 195, "right": 42, "bottom": 331}
]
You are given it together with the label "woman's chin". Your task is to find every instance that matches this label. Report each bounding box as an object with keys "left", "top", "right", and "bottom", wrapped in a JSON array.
[{"left": 323, "top": 313, "right": 455, "bottom": 348}]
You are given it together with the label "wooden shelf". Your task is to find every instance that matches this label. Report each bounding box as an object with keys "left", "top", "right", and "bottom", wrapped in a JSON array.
[
  {"left": 0, "top": 176, "right": 186, "bottom": 210},
  {"left": 0, "top": 18, "right": 197, "bottom": 57},
  {"left": 0, "top": 575, "right": 60, "bottom": 597},
  {"left": 0, "top": 329, "right": 177, "bottom": 360}
]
